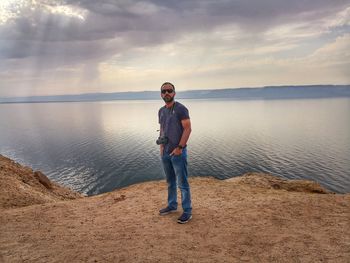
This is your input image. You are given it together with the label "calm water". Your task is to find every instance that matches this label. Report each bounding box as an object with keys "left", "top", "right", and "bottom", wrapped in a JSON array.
[{"left": 0, "top": 98, "right": 349, "bottom": 195}]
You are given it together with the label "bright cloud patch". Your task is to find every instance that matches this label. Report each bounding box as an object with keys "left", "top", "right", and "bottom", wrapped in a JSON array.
[
  {"left": 45, "top": 4, "right": 86, "bottom": 20},
  {"left": 0, "top": 0, "right": 27, "bottom": 24}
]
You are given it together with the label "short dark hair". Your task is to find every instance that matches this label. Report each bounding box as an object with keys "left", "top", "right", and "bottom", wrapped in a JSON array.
[{"left": 161, "top": 82, "right": 175, "bottom": 91}]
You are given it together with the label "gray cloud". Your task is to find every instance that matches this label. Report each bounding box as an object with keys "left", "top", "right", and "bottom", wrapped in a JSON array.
[
  {"left": 0, "top": 0, "right": 349, "bottom": 95},
  {"left": 1, "top": 1, "right": 349, "bottom": 59}
]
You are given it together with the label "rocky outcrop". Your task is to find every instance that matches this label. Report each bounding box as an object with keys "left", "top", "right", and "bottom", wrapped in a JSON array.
[
  {"left": 226, "top": 172, "right": 330, "bottom": 193},
  {"left": 33, "top": 171, "right": 53, "bottom": 189},
  {"left": 0, "top": 155, "right": 82, "bottom": 209}
]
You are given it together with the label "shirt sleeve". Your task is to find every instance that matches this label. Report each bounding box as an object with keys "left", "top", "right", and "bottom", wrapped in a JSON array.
[{"left": 177, "top": 105, "right": 190, "bottom": 120}]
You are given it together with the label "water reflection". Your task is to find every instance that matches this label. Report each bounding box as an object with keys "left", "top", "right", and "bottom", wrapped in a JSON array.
[{"left": 0, "top": 98, "right": 349, "bottom": 194}]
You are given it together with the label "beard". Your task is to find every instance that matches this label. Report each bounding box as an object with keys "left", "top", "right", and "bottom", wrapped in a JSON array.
[{"left": 162, "top": 96, "right": 174, "bottom": 103}]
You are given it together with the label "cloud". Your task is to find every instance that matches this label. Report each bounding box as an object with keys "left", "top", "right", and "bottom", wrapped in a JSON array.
[
  {"left": 327, "top": 6, "right": 350, "bottom": 28},
  {"left": 308, "top": 34, "right": 350, "bottom": 67},
  {"left": 0, "top": 0, "right": 349, "bottom": 96}
]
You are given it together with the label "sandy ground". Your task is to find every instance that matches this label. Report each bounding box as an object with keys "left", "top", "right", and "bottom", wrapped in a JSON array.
[{"left": 0, "top": 155, "right": 349, "bottom": 262}]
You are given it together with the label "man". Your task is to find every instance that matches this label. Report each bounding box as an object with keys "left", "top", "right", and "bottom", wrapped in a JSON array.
[{"left": 158, "top": 82, "right": 193, "bottom": 224}]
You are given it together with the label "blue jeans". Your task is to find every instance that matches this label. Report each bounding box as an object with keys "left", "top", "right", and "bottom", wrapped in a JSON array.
[{"left": 161, "top": 148, "right": 192, "bottom": 214}]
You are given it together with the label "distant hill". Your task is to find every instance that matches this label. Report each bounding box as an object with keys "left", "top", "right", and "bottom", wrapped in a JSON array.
[{"left": 1, "top": 85, "right": 350, "bottom": 103}]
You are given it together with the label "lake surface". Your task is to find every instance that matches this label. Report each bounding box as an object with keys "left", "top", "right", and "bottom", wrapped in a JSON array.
[{"left": 1, "top": 98, "right": 349, "bottom": 195}]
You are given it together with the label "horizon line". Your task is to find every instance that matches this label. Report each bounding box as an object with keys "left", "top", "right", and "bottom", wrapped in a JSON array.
[{"left": 1, "top": 84, "right": 349, "bottom": 99}]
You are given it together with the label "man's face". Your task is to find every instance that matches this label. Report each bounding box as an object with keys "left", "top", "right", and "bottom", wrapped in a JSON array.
[{"left": 161, "top": 84, "right": 175, "bottom": 103}]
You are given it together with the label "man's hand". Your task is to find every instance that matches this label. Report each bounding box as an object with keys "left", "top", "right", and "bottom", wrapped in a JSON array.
[{"left": 170, "top": 147, "right": 182, "bottom": 156}]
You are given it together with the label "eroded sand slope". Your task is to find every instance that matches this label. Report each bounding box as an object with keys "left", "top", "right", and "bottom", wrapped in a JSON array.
[{"left": 1, "top": 155, "right": 349, "bottom": 262}]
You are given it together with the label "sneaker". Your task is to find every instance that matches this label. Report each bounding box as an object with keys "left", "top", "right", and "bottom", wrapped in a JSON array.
[
  {"left": 159, "top": 207, "right": 177, "bottom": 215},
  {"left": 177, "top": 213, "right": 192, "bottom": 224}
]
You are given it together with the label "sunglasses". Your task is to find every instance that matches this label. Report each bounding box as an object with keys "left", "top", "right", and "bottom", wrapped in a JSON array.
[{"left": 161, "top": 89, "right": 174, "bottom": 94}]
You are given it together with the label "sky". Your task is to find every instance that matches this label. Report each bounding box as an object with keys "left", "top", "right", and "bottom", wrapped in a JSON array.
[{"left": 0, "top": 0, "right": 350, "bottom": 97}]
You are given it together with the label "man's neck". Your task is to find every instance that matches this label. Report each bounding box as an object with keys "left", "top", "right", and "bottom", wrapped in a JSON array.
[{"left": 165, "top": 101, "right": 175, "bottom": 108}]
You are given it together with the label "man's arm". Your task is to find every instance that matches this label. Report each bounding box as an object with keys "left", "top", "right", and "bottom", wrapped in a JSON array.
[
  {"left": 170, "top": 118, "right": 192, "bottom": 156},
  {"left": 179, "top": 118, "right": 192, "bottom": 147},
  {"left": 160, "top": 126, "right": 164, "bottom": 156}
]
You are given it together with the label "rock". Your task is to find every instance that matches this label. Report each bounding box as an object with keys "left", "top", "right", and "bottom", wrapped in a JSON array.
[{"left": 34, "top": 171, "right": 53, "bottom": 190}]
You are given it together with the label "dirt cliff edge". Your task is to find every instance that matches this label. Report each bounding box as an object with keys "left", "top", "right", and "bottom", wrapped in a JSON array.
[
  {"left": 1, "top": 155, "right": 349, "bottom": 262},
  {"left": 0, "top": 155, "right": 82, "bottom": 209}
]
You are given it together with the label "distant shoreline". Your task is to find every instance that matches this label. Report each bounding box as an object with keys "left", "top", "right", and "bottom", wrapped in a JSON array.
[
  {"left": 1, "top": 96, "right": 350, "bottom": 105},
  {"left": 1, "top": 84, "right": 350, "bottom": 104}
]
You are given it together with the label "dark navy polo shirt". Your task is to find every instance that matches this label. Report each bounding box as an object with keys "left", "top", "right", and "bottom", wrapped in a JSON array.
[{"left": 158, "top": 101, "right": 190, "bottom": 154}]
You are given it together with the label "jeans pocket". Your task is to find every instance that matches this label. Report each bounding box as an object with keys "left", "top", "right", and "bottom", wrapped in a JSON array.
[{"left": 171, "top": 154, "right": 184, "bottom": 165}]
